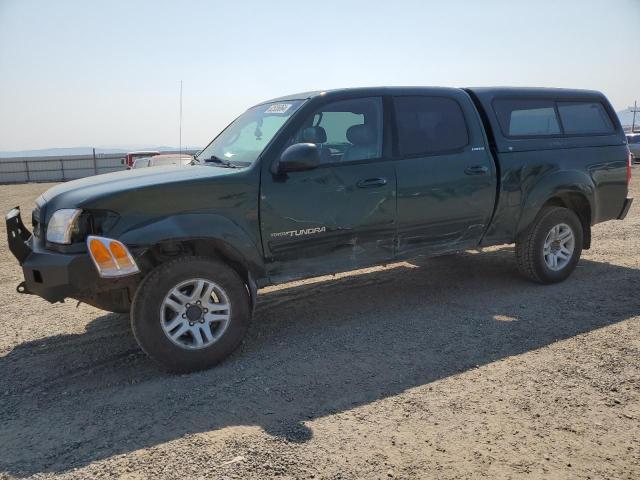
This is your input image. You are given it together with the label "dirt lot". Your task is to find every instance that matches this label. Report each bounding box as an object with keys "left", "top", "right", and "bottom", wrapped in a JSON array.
[{"left": 0, "top": 175, "right": 639, "bottom": 480}]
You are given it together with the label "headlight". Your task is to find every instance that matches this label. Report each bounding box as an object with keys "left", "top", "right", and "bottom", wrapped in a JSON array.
[{"left": 46, "top": 209, "right": 81, "bottom": 244}]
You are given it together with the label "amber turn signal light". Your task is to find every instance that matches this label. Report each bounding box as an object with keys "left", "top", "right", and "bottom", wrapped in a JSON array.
[{"left": 87, "top": 236, "right": 139, "bottom": 278}]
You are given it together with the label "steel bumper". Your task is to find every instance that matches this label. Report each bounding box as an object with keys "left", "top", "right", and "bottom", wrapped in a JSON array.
[{"left": 6, "top": 207, "right": 97, "bottom": 303}]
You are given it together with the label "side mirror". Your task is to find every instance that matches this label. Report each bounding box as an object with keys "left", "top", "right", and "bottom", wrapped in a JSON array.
[{"left": 277, "top": 143, "right": 320, "bottom": 173}]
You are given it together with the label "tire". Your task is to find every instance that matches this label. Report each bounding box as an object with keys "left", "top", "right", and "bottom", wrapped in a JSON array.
[
  {"left": 515, "top": 206, "right": 583, "bottom": 284},
  {"left": 131, "top": 256, "right": 250, "bottom": 373}
]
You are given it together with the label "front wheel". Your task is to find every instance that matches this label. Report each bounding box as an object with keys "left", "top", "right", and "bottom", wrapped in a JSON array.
[
  {"left": 131, "top": 256, "right": 250, "bottom": 373},
  {"left": 515, "top": 206, "right": 583, "bottom": 284}
]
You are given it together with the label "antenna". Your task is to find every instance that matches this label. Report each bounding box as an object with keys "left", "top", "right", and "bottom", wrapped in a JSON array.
[{"left": 179, "top": 80, "right": 183, "bottom": 156}]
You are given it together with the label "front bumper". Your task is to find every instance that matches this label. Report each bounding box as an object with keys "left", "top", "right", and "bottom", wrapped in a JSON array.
[
  {"left": 618, "top": 197, "right": 633, "bottom": 220},
  {"left": 6, "top": 207, "right": 120, "bottom": 303}
]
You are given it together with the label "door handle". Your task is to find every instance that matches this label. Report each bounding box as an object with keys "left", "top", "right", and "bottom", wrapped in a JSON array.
[
  {"left": 357, "top": 177, "right": 387, "bottom": 188},
  {"left": 464, "top": 165, "right": 489, "bottom": 175}
]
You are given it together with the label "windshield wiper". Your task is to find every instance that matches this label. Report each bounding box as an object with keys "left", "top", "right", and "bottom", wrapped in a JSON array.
[{"left": 204, "top": 155, "right": 240, "bottom": 168}]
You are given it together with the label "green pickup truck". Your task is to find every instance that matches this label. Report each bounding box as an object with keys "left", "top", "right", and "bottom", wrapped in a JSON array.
[{"left": 6, "top": 86, "right": 633, "bottom": 372}]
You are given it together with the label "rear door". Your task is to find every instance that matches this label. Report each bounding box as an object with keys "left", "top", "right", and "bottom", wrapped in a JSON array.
[
  {"left": 392, "top": 92, "right": 497, "bottom": 255},
  {"left": 260, "top": 96, "right": 397, "bottom": 282}
]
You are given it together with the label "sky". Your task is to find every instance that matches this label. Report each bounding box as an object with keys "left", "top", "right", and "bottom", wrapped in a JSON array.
[{"left": 0, "top": 0, "right": 638, "bottom": 151}]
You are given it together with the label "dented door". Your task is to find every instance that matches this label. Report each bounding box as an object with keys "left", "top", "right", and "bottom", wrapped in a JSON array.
[{"left": 260, "top": 160, "right": 396, "bottom": 283}]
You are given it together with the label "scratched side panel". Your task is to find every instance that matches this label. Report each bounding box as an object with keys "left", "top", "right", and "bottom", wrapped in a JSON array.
[
  {"left": 260, "top": 161, "right": 397, "bottom": 283},
  {"left": 395, "top": 150, "right": 496, "bottom": 255}
]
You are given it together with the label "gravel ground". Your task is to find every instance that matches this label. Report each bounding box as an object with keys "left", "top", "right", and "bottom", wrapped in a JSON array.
[{"left": 0, "top": 175, "right": 639, "bottom": 479}]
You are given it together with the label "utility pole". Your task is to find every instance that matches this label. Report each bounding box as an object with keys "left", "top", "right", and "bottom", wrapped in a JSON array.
[{"left": 630, "top": 101, "right": 639, "bottom": 133}]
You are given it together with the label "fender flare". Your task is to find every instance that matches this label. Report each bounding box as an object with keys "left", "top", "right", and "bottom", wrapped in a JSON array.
[
  {"left": 516, "top": 170, "right": 596, "bottom": 237},
  {"left": 117, "top": 213, "right": 266, "bottom": 282}
]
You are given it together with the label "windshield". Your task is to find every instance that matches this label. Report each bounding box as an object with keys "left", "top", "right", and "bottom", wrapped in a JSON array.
[{"left": 195, "top": 100, "right": 305, "bottom": 166}]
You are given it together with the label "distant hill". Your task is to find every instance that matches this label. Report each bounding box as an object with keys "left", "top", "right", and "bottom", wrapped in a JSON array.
[{"left": 0, "top": 146, "right": 201, "bottom": 158}]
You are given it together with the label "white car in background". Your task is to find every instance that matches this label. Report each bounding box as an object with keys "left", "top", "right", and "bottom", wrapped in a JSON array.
[
  {"left": 627, "top": 133, "right": 640, "bottom": 164},
  {"left": 131, "top": 154, "right": 193, "bottom": 169}
]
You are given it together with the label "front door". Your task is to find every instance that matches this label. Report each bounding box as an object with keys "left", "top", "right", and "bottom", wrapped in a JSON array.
[
  {"left": 260, "top": 96, "right": 396, "bottom": 283},
  {"left": 392, "top": 93, "right": 497, "bottom": 256}
]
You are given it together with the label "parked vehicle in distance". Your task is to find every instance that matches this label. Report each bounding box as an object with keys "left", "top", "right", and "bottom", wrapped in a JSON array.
[
  {"left": 132, "top": 154, "right": 193, "bottom": 169},
  {"left": 627, "top": 133, "right": 640, "bottom": 163},
  {"left": 6, "top": 86, "right": 633, "bottom": 372},
  {"left": 122, "top": 150, "right": 160, "bottom": 169}
]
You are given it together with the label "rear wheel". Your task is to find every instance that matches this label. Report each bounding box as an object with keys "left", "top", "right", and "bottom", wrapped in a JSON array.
[
  {"left": 131, "top": 256, "right": 250, "bottom": 372},
  {"left": 515, "top": 206, "right": 583, "bottom": 284}
]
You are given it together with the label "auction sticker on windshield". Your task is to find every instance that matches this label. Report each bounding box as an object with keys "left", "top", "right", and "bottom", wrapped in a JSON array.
[{"left": 265, "top": 103, "right": 292, "bottom": 114}]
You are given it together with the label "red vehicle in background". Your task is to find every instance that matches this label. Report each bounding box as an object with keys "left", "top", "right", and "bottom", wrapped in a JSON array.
[{"left": 123, "top": 151, "right": 160, "bottom": 169}]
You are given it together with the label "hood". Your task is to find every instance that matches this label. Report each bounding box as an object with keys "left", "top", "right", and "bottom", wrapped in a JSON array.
[
  {"left": 40, "top": 164, "right": 236, "bottom": 206},
  {"left": 38, "top": 164, "right": 250, "bottom": 222}
]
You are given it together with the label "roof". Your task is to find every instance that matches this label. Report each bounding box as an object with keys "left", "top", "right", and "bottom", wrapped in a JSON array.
[
  {"left": 127, "top": 150, "right": 161, "bottom": 155},
  {"left": 254, "top": 91, "right": 324, "bottom": 105},
  {"left": 467, "top": 86, "right": 602, "bottom": 95},
  {"left": 149, "top": 154, "right": 193, "bottom": 159},
  {"left": 466, "top": 86, "right": 606, "bottom": 101},
  {"left": 254, "top": 86, "right": 465, "bottom": 107},
  {"left": 258, "top": 86, "right": 609, "bottom": 105}
]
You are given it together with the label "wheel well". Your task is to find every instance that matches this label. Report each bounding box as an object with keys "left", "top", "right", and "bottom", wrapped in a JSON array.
[
  {"left": 140, "top": 239, "right": 257, "bottom": 307},
  {"left": 543, "top": 194, "right": 591, "bottom": 249}
]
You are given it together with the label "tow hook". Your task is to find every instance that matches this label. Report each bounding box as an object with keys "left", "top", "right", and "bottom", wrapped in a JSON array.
[{"left": 16, "top": 281, "right": 31, "bottom": 295}]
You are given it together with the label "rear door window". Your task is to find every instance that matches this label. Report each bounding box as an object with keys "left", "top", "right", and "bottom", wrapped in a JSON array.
[
  {"left": 493, "top": 99, "right": 561, "bottom": 137},
  {"left": 393, "top": 96, "right": 469, "bottom": 156},
  {"left": 557, "top": 102, "right": 614, "bottom": 135}
]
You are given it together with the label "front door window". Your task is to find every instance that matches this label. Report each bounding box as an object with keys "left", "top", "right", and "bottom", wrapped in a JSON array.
[{"left": 291, "top": 97, "right": 383, "bottom": 164}]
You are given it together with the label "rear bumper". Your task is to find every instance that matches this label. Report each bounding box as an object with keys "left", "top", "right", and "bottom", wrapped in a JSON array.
[
  {"left": 618, "top": 197, "right": 633, "bottom": 220},
  {"left": 6, "top": 207, "right": 133, "bottom": 303}
]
